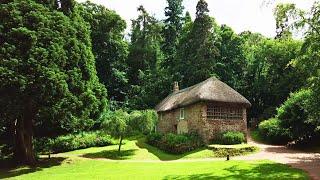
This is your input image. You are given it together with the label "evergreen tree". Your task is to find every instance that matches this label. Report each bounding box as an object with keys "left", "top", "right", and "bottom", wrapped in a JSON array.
[
  {"left": 0, "top": 0, "right": 107, "bottom": 164},
  {"left": 176, "top": 0, "right": 219, "bottom": 87},
  {"left": 127, "top": 6, "right": 163, "bottom": 109},
  {"left": 80, "top": 2, "right": 129, "bottom": 104},
  {"left": 162, "top": 0, "right": 184, "bottom": 69}
]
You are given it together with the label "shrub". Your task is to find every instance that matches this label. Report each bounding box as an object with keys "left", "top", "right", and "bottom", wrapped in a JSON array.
[
  {"left": 276, "top": 89, "right": 314, "bottom": 141},
  {"left": 146, "top": 133, "right": 203, "bottom": 154},
  {"left": 129, "top": 110, "right": 158, "bottom": 134},
  {"left": 146, "top": 132, "right": 162, "bottom": 144},
  {"left": 34, "top": 131, "right": 116, "bottom": 154},
  {"left": 216, "top": 131, "right": 245, "bottom": 145},
  {"left": 208, "top": 145, "right": 259, "bottom": 157},
  {"left": 258, "top": 118, "right": 290, "bottom": 144}
]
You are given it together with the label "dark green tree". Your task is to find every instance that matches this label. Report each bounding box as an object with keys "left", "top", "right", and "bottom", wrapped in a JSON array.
[
  {"left": 295, "top": 2, "right": 320, "bottom": 132},
  {"left": 0, "top": 0, "right": 107, "bottom": 164},
  {"left": 80, "top": 1, "right": 129, "bottom": 104},
  {"left": 176, "top": 0, "right": 219, "bottom": 87},
  {"left": 162, "top": 0, "right": 184, "bottom": 69},
  {"left": 126, "top": 6, "right": 163, "bottom": 109},
  {"left": 215, "top": 25, "right": 246, "bottom": 91},
  {"left": 241, "top": 35, "right": 304, "bottom": 119}
]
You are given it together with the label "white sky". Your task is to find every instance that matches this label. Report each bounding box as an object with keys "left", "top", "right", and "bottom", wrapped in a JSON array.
[{"left": 77, "top": 0, "right": 315, "bottom": 38}]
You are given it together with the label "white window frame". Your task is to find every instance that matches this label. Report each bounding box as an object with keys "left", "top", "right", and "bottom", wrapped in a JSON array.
[{"left": 179, "top": 108, "right": 185, "bottom": 120}]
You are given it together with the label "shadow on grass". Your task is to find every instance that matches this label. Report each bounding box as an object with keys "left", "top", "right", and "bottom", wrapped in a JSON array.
[
  {"left": 162, "top": 162, "right": 309, "bottom": 179},
  {"left": 0, "top": 157, "right": 66, "bottom": 179},
  {"left": 82, "top": 149, "right": 137, "bottom": 160},
  {"left": 135, "top": 138, "right": 206, "bottom": 161}
]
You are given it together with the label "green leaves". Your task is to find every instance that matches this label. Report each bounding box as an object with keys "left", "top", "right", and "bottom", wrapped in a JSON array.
[
  {"left": 102, "top": 110, "right": 130, "bottom": 138},
  {"left": 0, "top": 0, "right": 107, "bottom": 136},
  {"left": 80, "top": 2, "right": 128, "bottom": 103}
]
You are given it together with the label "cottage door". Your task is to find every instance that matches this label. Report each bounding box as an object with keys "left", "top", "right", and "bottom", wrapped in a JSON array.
[{"left": 177, "top": 120, "right": 188, "bottom": 134}]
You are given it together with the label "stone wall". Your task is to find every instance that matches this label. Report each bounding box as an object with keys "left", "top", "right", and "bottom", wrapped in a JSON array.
[
  {"left": 157, "top": 102, "right": 248, "bottom": 143},
  {"left": 157, "top": 103, "right": 203, "bottom": 134}
]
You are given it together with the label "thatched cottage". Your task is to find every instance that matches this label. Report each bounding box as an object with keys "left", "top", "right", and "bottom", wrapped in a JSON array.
[{"left": 155, "top": 77, "right": 251, "bottom": 143}]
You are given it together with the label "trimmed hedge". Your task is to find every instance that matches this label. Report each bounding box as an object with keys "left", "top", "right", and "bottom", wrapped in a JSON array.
[
  {"left": 208, "top": 145, "right": 259, "bottom": 157},
  {"left": 258, "top": 118, "right": 290, "bottom": 144},
  {"left": 146, "top": 133, "right": 203, "bottom": 154},
  {"left": 216, "top": 131, "right": 246, "bottom": 145},
  {"left": 35, "top": 131, "right": 116, "bottom": 154}
]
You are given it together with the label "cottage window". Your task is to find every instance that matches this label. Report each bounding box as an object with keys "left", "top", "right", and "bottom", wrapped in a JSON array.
[
  {"left": 207, "top": 104, "right": 242, "bottom": 120},
  {"left": 179, "top": 108, "right": 185, "bottom": 120}
]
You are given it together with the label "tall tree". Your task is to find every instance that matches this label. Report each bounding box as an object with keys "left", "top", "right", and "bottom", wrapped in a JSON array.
[
  {"left": 295, "top": 2, "right": 320, "bottom": 131},
  {"left": 127, "top": 6, "right": 162, "bottom": 85},
  {"left": 176, "top": 0, "right": 219, "bottom": 87},
  {"left": 127, "top": 6, "right": 163, "bottom": 109},
  {"left": 80, "top": 2, "right": 129, "bottom": 104},
  {"left": 0, "top": 0, "right": 107, "bottom": 164},
  {"left": 215, "top": 25, "right": 246, "bottom": 91},
  {"left": 273, "top": 3, "right": 302, "bottom": 39},
  {"left": 241, "top": 34, "right": 304, "bottom": 119},
  {"left": 162, "top": 0, "right": 184, "bottom": 70}
]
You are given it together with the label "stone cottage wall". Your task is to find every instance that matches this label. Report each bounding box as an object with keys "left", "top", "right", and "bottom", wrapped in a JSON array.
[
  {"left": 157, "top": 102, "right": 248, "bottom": 144},
  {"left": 157, "top": 103, "right": 203, "bottom": 134},
  {"left": 201, "top": 104, "right": 248, "bottom": 143}
]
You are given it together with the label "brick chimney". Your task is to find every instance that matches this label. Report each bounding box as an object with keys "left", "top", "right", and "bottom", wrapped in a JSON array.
[{"left": 173, "top": 81, "right": 179, "bottom": 92}]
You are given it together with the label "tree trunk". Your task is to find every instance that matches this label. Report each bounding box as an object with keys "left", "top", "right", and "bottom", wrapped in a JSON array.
[
  {"left": 14, "top": 99, "right": 36, "bottom": 165},
  {"left": 118, "top": 136, "right": 123, "bottom": 154}
]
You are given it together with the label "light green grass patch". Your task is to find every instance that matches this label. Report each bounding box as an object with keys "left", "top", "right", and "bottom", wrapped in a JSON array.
[
  {"left": 59, "top": 138, "right": 259, "bottom": 160},
  {"left": 0, "top": 158, "right": 308, "bottom": 179}
]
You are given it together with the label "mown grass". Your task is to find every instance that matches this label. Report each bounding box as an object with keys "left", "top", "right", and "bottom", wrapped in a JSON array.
[
  {"left": 61, "top": 138, "right": 259, "bottom": 161},
  {"left": 0, "top": 137, "right": 309, "bottom": 179},
  {"left": 0, "top": 158, "right": 308, "bottom": 179}
]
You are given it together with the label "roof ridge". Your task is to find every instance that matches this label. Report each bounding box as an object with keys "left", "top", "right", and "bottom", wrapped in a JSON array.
[
  {"left": 155, "top": 77, "right": 251, "bottom": 112},
  {"left": 173, "top": 77, "right": 217, "bottom": 95}
]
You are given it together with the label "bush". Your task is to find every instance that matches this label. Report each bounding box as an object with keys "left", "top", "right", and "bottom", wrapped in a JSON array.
[
  {"left": 208, "top": 145, "right": 259, "bottom": 157},
  {"left": 34, "top": 131, "right": 116, "bottom": 154},
  {"left": 146, "top": 132, "right": 162, "bottom": 144},
  {"left": 216, "top": 131, "right": 245, "bottom": 145},
  {"left": 258, "top": 118, "right": 290, "bottom": 144},
  {"left": 276, "top": 89, "right": 314, "bottom": 141},
  {"left": 129, "top": 110, "right": 158, "bottom": 134},
  {"left": 146, "top": 133, "right": 203, "bottom": 154}
]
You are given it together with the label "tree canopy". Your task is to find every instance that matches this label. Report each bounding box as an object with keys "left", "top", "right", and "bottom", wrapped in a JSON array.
[
  {"left": 0, "top": 0, "right": 107, "bottom": 164},
  {"left": 1, "top": 0, "right": 320, "bottom": 164}
]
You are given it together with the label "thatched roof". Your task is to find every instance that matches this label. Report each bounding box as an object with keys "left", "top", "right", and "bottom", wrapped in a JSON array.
[{"left": 155, "top": 77, "right": 251, "bottom": 112}]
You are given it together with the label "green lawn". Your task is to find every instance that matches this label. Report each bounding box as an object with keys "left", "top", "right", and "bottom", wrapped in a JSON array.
[
  {"left": 0, "top": 138, "right": 309, "bottom": 179},
  {"left": 0, "top": 158, "right": 308, "bottom": 179},
  {"left": 60, "top": 138, "right": 258, "bottom": 160}
]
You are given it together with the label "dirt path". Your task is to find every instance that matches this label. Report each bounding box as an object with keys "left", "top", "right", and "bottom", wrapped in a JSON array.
[{"left": 233, "top": 134, "right": 320, "bottom": 180}]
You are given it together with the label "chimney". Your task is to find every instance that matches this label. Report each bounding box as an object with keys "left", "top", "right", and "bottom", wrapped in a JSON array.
[{"left": 173, "top": 81, "right": 179, "bottom": 92}]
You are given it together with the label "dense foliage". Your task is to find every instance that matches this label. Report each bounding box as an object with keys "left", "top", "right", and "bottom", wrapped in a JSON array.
[
  {"left": 277, "top": 89, "right": 314, "bottom": 140},
  {"left": 101, "top": 109, "right": 157, "bottom": 152},
  {"left": 0, "top": 0, "right": 107, "bottom": 164},
  {"left": 215, "top": 131, "right": 246, "bottom": 145},
  {"left": 208, "top": 145, "right": 258, "bottom": 157},
  {"left": 80, "top": 2, "right": 129, "bottom": 105},
  {"left": 1, "top": 0, "right": 320, "bottom": 164},
  {"left": 258, "top": 118, "right": 290, "bottom": 144},
  {"left": 146, "top": 133, "right": 203, "bottom": 154},
  {"left": 34, "top": 131, "right": 115, "bottom": 154}
]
